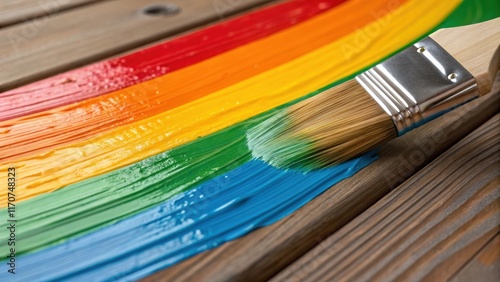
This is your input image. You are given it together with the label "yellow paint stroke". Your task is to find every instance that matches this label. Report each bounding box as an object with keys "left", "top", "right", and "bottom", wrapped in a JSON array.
[{"left": 0, "top": 0, "right": 460, "bottom": 206}]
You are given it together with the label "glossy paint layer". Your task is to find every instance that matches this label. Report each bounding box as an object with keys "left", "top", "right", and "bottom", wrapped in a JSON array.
[
  {"left": 0, "top": 154, "right": 377, "bottom": 281},
  {"left": 0, "top": 0, "right": 344, "bottom": 121},
  {"left": 0, "top": 0, "right": 498, "bottom": 280},
  {"left": 2, "top": 0, "right": 492, "bottom": 260},
  {"left": 0, "top": 0, "right": 458, "bottom": 206},
  {"left": 0, "top": 119, "right": 254, "bottom": 257},
  {"left": 0, "top": 0, "right": 395, "bottom": 163}
]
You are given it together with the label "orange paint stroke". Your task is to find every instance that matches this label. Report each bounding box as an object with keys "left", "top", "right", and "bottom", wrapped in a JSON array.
[
  {"left": 0, "top": 0, "right": 459, "bottom": 206},
  {"left": 0, "top": 0, "right": 405, "bottom": 164}
]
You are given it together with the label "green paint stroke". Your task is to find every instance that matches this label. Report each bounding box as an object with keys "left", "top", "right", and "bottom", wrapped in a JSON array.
[{"left": 0, "top": 0, "right": 497, "bottom": 258}]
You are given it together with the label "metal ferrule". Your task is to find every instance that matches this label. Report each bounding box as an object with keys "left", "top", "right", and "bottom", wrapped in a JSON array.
[{"left": 355, "top": 37, "right": 478, "bottom": 135}]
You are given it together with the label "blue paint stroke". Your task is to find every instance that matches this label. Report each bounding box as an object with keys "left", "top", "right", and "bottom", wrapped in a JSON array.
[{"left": 1, "top": 153, "right": 375, "bottom": 281}]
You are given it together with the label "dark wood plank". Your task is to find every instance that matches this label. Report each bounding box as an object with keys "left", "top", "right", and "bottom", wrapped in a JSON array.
[
  {"left": 272, "top": 114, "right": 500, "bottom": 282},
  {"left": 142, "top": 75, "right": 500, "bottom": 281},
  {"left": 451, "top": 235, "right": 500, "bottom": 282},
  {"left": 0, "top": 0, "right": 104, "bottom": 27},
  {"left": 0, "top": 0, "right": 273, "bottom": 91}
]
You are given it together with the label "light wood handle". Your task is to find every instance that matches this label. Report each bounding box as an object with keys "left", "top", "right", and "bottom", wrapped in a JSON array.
[{"left": 430, "top": 17, "right": 500, "bottom": 96}]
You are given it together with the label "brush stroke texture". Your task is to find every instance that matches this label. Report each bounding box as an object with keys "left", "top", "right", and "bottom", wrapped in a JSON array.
[
  {"left": 0, "top": 0, "right": 497, "bottom": 280},
  {"left": 0, "top": 155, "right": 377, "bottom": 281},
  {"left": 0, "top": 0, "right": 343, "bottom": 121},
  {"left": 0, "top": 0, "right": 458, "bottom": 206},
  {"left": 0, "top": 0, "right": 392, "bottom": 163},
  {"left": 1, "top": 0, "right": 493, "bottom": 262}
]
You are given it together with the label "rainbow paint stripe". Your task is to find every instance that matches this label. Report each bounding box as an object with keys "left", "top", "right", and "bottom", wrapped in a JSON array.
[
  {"left": 0, "top": 0, "right": 391, "bottom": 164},
  {"left": 0, "top": 0, "right": 449, "bottom": 203},
  {"left": 0, "top": 0, "right": 498, "bottom": 280},
  {"left": 0, "top": 0, "right": 345, "bottom": 122}
]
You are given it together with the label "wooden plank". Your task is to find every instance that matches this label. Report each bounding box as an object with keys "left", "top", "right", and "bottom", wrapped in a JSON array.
[
  {"left": 0, "top": 0, "right": 273, "bottom": 91},
  {"left": 450, "top": 235, "right": 500, "bottom": 282},
  {"left": 272, "top": 114, "right": 500, "bottom": 282},
  {"left": 0, "top": 0, "right": 103, "bottom": 27},
  {"left": 142, "top": 77, "right": 500, "bottom": 281}
]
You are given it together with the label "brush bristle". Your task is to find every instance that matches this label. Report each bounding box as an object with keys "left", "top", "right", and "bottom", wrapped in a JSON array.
[{"left": 247, "top": 79, "right": 397, "bottom": 170}]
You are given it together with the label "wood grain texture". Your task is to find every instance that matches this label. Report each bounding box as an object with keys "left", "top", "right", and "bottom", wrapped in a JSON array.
[
  {"left": 0, "top": 0, "right": 103, "bottom": 27},
  {"left": 0, "top": 0, "right": 273, "bottom": 91},
  {"left": 141, "top": 74, "right": 500, "bottom": 282},
  {"left": 450, "top": 235, "right": 500, "bottom": 282},
  {"left": 272, "top": 114, "right": 500, "bottom": 282}
]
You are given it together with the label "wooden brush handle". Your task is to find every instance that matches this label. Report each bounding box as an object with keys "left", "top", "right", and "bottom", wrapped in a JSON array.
[{"left": 429, "top": 17, "right": 500, "bottom": 96}]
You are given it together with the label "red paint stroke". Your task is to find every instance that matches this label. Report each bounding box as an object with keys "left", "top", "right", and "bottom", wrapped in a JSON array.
[{"left": 0, "top": 0, "right": 345, "bottom": 121}]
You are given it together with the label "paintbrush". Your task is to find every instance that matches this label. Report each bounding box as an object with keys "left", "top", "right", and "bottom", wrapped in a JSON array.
[{"left": 247, "top": 17, "right": 500, "bottom": 169}]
